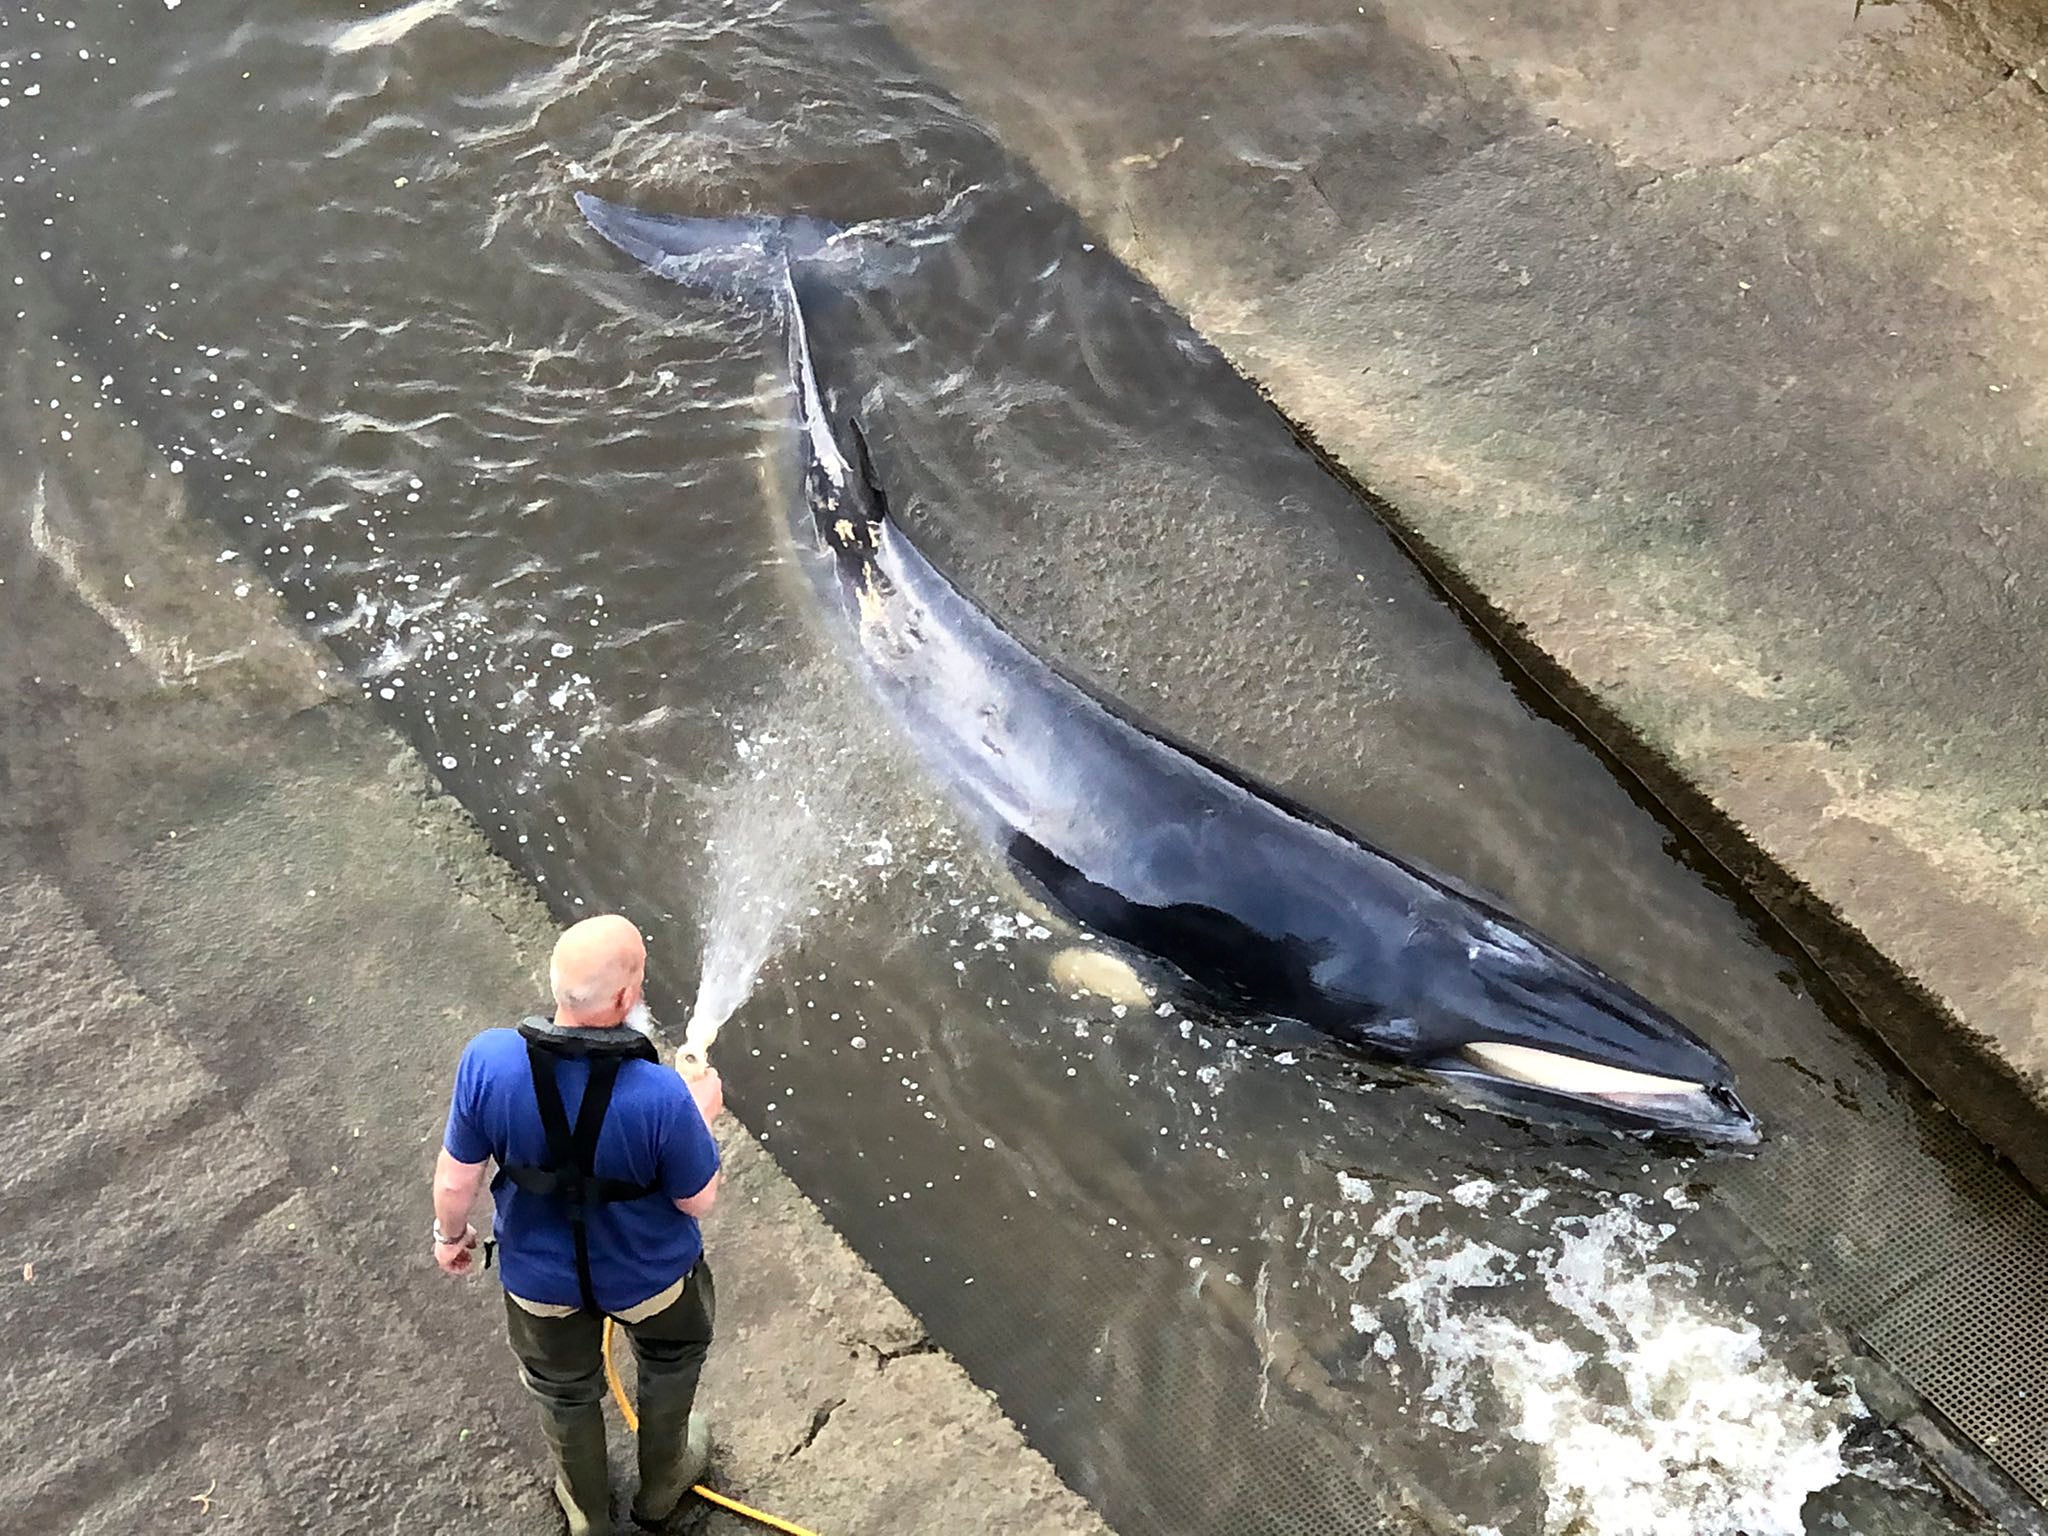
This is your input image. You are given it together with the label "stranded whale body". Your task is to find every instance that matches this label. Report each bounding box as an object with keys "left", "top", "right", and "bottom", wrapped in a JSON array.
[{"left": 576, "top": 191, "right": 1759, "bottom": 1146}]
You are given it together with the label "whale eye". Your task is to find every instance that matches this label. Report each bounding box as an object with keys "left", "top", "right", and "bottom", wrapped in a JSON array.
[{"left": 1460, "top": 1041, "right": 1701, "bottom": 1097}]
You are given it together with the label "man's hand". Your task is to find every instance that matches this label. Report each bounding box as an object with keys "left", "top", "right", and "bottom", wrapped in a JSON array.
[
  {"left": 685, "top": 1065, "right": 724, "bottom": 1126},
  {"left": 432, "top": 1149, "right": 489, "bottom": 1276},
  {"left": 434, "top": 1224, "right": 479, "bottom": 1276}
]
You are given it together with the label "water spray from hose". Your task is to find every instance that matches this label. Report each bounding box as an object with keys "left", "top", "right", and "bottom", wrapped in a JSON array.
[{"left": 673, "top": 670, "right": 908, "bottom": 1080}]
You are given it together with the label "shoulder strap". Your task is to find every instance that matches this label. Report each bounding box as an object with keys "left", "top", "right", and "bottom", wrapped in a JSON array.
[
  {"left": 524, "top": 1040, "right": 579, "bottom": 1193},
  {"left": 505, "top": 1041, "right": 660, "bottom": 1316},
  {"left": 571, "top": 1055, "right": 626, "bottom": 1195}
]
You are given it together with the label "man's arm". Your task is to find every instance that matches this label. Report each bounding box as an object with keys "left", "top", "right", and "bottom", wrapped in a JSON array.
[
  {"left": 671, "top": 1066, "right": 723, "bottom": 1218},
  {"left": 434, "top": 1040, "right": 496, "bottom": 1275},
  {"left": 433, "top": 1148, "right": 490, "bottom": 1274},
  {"left": 674, "top": 1172, "right": 720, "bottom": 1219}
]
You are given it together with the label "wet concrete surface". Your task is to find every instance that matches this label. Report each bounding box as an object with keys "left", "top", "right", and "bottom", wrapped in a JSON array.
[
  {"left": 871, "top": 0, "right": 2048, "bottom": 1188},
  {"left": 0, "top": 293, "right": 1107, "bottom": 1536}
]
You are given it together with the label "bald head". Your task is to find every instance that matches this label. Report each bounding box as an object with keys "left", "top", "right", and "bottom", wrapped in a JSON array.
[{"left": 549, "top": 914, "right": 646, "bottom": 1027}]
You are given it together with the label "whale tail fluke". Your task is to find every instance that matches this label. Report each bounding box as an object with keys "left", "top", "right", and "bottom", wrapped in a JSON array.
[{"left": 574, "top": 190, "right": 940, "bottom": 307}]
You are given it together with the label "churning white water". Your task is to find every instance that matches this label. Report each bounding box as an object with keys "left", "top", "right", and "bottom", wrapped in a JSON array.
[{"left": 1330, "top": 1176, "right": 1863, "bottom": 1536}]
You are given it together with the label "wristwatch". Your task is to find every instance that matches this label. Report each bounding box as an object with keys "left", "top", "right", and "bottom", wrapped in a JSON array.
[{"left": 432, "top": 1220, "right": 475, "bottom": 1247}]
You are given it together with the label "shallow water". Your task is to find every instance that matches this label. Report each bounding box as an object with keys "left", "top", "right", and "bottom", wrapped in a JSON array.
[{"left": 3, "top": 0, "right": 2033, "bottom": 1530}]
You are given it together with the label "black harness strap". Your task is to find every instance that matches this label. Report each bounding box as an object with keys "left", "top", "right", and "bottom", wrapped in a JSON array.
[
  {"left": 529, "top": 1043, "right": 616, "bottom": 1317},
  {"left": 499, "top": 1018, "right": 662, "bottom": 1316}
]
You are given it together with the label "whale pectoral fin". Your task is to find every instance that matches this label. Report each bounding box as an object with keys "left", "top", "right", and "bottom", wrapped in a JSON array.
[{"left": 1049, "top": 946, "right": 1154, "bottom": 1009}]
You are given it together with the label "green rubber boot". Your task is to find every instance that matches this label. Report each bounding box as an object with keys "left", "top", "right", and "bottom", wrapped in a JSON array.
[
  {"left": 536, "top": 1400, "right": 612, "bottom": 1536},
  {"left": 629, "top": 1410, "right": 711, "bottom": 1532}
]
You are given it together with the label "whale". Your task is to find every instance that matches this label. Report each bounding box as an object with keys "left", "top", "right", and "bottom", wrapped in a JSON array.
[{"left": 576, "top": 191, "right": 1760, "bottom": 1146}]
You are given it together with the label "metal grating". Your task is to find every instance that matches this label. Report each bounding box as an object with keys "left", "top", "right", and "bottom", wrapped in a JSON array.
[{"left": 1724, "top": 1098, "right": 2048, "bottom": 1506}]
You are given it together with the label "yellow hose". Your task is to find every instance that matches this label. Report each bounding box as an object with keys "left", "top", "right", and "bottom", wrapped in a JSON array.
[{"left": 603, "top": 1315, "right": 823, "bottom": 1536}]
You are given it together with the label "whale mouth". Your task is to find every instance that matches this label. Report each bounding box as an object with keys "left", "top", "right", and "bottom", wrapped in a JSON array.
[{"left": 1450, "top": 1041, "right": 1760, "bottom": 1144}]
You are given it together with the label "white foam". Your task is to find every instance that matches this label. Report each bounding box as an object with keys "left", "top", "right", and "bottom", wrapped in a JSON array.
[
  {"left": 1450, "top": 1177, "right": 1498, "bottom": 1209},
  {"left": 1335, "top": 1179, "right": 1862, "bottom": 1535}
]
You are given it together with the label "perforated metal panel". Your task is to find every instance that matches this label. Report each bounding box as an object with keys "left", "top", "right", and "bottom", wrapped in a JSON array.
[{"left": 1725, "top": 1101, "right": 2048, "bottom": 1508}]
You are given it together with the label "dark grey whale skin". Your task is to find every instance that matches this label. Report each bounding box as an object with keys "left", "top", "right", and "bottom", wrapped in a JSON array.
[{"left": 576, "top": 192, "right": 1758, "bottom": 1146}]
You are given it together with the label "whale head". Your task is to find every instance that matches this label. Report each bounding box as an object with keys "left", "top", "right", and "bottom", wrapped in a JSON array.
[{"left": 1384, "top": 920, "right": 1760, "bottom": 1146}]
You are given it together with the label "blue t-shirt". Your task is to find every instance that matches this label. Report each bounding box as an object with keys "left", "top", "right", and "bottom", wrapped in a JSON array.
[{"left": 443, "top": 1028, "right": 719, "bottom": 1315}]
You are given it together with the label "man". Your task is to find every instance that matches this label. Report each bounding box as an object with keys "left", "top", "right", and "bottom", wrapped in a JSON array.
[{"left": 433, "top": 914, "right": 724, "bottom": 1536}]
